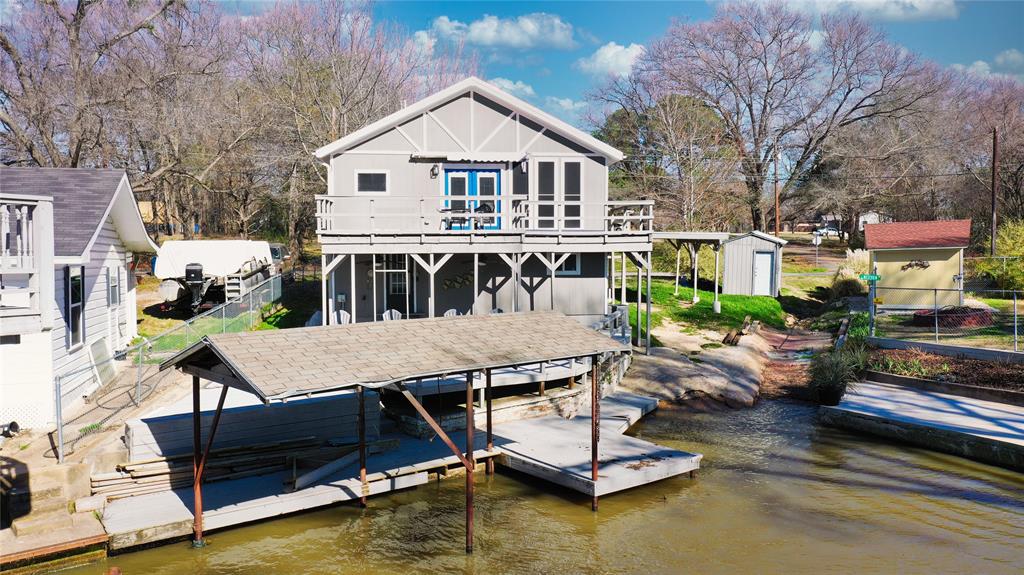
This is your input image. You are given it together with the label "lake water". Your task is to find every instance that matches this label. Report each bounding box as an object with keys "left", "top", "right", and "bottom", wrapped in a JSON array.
[{"left": 65, "top": 400, "right": 1024, "bottom": 574}]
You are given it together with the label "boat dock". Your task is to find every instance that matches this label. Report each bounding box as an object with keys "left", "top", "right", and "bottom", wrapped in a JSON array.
[
  {"left": 821, "top": 381, "right": 1024, "bottom": 471},
  {"left": 102, "top": 391, "right": 700, "bottom": 550}
]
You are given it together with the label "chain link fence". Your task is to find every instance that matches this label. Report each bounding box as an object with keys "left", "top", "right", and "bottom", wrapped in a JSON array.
[
  {"left": 870, "top": 286, "right": 1020, "bottom": 352},
  {"left": 53, "top": 274, "right": 284, "bottom": 462}
]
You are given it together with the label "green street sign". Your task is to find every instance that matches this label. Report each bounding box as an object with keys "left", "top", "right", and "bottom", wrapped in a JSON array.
[{"left": 859, "top": 274, "right": 881, "bottom": 281}]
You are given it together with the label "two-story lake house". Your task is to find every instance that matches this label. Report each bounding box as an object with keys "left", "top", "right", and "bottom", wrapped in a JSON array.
[
  {"left": 313, "top": 77, "right": 654, "bottom": 342},
  {"left": 1, "top": 168, "right": 157, "bottom": 429}
]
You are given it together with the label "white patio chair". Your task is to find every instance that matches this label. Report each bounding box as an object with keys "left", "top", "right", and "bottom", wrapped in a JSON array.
[
  {"left": 335, "top": 309, "right": 351, "bottom": 325},
  {"left": 443, "top": 308, "right": 458, "bottom": 317},
  {"left": 490, "top": 308, "right": 504, "bottom": 314},
  {"left": 381, "top": 309, "right": 402, "bottom": 321}
]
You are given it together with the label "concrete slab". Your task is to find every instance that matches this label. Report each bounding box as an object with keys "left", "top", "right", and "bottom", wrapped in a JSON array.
[
  {"left": 821, "top": 381, "right": 1024, "bottom": 471},
  {"left": 496, "top": 392, "right": 701, "bottom": 497}
]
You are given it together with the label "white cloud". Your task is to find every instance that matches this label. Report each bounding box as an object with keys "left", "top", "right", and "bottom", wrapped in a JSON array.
[
  {"left": 994, "top": 49, "right": 1024, "bottom": 71},
  {"left": 575, "top": 42, "right": 645, "bottom": 78},
  {"left": 545, "top": 96, "right": 587, "bottom": 113},
  {"left": 489, "top": 78, "right": 535, "bottom": 98},
  {"left": 951, "top": 60, "right": 992, "bottom": 77},
  {"left": 786, "top": 0, "right": 959, "bottom": 22},
  {"left": 423, "top": 13, "right": 577, "bottom": 50}
]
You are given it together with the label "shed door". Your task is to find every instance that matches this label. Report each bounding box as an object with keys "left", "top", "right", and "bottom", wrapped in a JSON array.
[{"left": 752, "top": 251, "right": 774, "bottom": 296}]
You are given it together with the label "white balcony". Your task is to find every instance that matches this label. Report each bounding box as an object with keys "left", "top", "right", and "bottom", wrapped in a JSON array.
[
  {"left": 315, "top": 194, "right": 653, "bottom": 236},
  {"left": 1, "top": 194, "right": 54, "bottom": 335}
]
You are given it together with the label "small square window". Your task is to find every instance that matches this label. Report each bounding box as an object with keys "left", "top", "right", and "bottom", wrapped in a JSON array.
[
  {"left": 356, "top": 171, "right": 388, "bottom": 193},
  {"left": 556, "top": 254, "right": 581, "bottom": 276}
]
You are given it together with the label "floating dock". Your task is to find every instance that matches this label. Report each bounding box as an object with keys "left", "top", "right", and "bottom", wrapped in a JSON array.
[
  {"left": 102, "top": 392, "right": 700, "bottom": 550},
  {"left": 821, "top": 381, "right": 1024, "bottom": 471}
]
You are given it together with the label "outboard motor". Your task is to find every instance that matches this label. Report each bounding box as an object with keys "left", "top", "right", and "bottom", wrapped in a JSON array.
[{"left": 185, "top": 263, "right": 205, "bottom": 312}]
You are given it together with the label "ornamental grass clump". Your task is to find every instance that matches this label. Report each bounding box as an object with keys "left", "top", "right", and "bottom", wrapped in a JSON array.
[{"left": 809, "top": 347, "right": 865, "bottom": 406}]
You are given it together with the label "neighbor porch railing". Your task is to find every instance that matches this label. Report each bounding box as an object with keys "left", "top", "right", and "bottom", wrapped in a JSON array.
[{"left": 314, "top": 194, "right": 653, "bottom": 234}]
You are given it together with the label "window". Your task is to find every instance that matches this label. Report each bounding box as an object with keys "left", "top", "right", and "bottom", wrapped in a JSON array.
[
  {"left": 563, "top": 161, "right": 582, "bottom": 229},
  {"left": 107, "top": 267, "right": 120, "bottom": 307},
  {"left": 536, "top": 161, "right": 556, "bottom": 229},
  {"left": 556, "top": 253, "right": 581, "bottom": 276},
  {"left": 65, "top": 266, "right": 85, "bottom": 349},
  {"left": 355, "top": 170, "right": 389, "bottom": 194}
]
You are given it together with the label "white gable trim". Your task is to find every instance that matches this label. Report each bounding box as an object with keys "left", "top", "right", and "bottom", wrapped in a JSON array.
[
  {"left": 314, "top": 77, "right": 625, "bottom": 163},
  {"left": 78, "top": 174, "right": 159, "bottom": 259}
]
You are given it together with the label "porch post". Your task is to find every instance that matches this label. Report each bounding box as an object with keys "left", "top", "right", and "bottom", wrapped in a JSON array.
[
  {"left": 691, "top": 244, "right": 699, "bottom": 304},
  {"left": 619, "top": 253, "right": 626, "bottom": 304},
  {"left": 191, "top": 376, "right": 203, "bottom": 545},
  {"left": 485, "top": 368, "right": 493, "bottom": 475},
  {"left": 635, "top": 263, "right": 642, "bottom": 347},
  {"left": 358, "top": 386, "right": 367, "bottom": 507},
  {"left": 713, "top": 246, "right": 721, "bottom": 314},
  {"left": 350, "top": 254, "right": 357, "bottom": 322},
  {"left": 372, "top": 254, "right": 378, "bottom": 321},
  {"left": 320, "top": 255, "right": 328, "bottom": 326},
  {"left": 465, "top": 370, "right": 475, "bottom": 554},
  {"left": 646, "top": 258, "right": 653, "bottom": 354},
  {"left": 429, "top": 253, "right": 435, "bottom": 318},
  {"left": 327, "top": 261, "right": 336, "bottom": 325},
  {"left": 473, "top": 253, "right": 479, "bottom": 315},
  {"left": 514, "top": 254, "right": 521, "bottom": 312},
  {"left": 549, "top": 252, "right": 556, "bottom": 310},
  {"left": 674, "top": 241, "right": 681, "bottom": 297},
  {"left": 590, "top": 354, "right": 600, "bottom": 512},
  {"left": 405, "top": 254, "right": 411, "bottom": 318}
]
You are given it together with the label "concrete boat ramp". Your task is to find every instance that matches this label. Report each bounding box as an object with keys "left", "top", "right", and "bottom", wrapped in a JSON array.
[
  {"left": 821, "top": 381, "right": 1024, "bottom": 471},
  {"left": 103, "top": 392, "right": 700, "bottom": 550}
]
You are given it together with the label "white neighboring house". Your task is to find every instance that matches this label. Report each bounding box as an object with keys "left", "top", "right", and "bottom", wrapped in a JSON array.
[
  {"left": 858, "top": 210, "right": 892, "bottom": 231},
  {"left": 1, "top": 168, "right": 157, "bottom": 429}
]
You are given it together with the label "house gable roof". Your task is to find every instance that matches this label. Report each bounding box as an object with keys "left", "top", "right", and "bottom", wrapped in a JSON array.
[
  {"left": 0, "top": 167, "right": 158, "bottom": 258},
  {"left": 313, "top": 76, "right": 625, "bottom": 163},
  {"left": 864, "top": 219, "right": 971, "bottom": 250}
]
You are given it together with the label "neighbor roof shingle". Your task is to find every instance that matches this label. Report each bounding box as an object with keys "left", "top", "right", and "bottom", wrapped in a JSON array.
[
  {"left": 0, "top": 167, "right": 126, "bottom": 257},
  {"left": 864, "top": 219, "right": 971, "bottom": 250},
  {"left": 162, "top": 311, "right": 630, "bottom": 402}
]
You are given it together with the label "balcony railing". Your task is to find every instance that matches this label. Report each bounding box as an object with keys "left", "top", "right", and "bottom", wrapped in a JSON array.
[
  {"left": 1, "top": 194, "right": 54, "bottom": 333},
  {"left": 1, "top": 198, "right": 38, "bottom": 272},
  {"left": 315, "top": 194, "right": 653, "bottom": 235}
]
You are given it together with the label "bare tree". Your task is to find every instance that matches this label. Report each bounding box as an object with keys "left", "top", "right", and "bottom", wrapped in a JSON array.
[{"left": 639, "top": 0, "right": 944, "bottom": 230}]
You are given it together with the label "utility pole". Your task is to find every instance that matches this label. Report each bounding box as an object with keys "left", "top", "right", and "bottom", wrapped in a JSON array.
[
  {"left": 774, "top": 140, "right": 780, "bottom": 236},
  {"left": 990, "top": 127, "right": 999, "bottom": 256}
]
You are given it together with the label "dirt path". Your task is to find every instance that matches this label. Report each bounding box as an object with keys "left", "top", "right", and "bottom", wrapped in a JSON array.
[{"left": 759, "top": 328, "right": 833, "bottom": 402}]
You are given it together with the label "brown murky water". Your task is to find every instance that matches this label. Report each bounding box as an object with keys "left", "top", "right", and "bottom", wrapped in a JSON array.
[{"left": 65, "top": 400, "right": 1024, "bottom": 574}]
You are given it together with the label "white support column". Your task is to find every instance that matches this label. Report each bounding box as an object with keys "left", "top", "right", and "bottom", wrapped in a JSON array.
[
  {"left": 372, "top": 254, "right": 378, "bottom": 321},
  {"left": 646, "top": 258, "right": 652, "bottom": 354},
  {"left": 691, "top": 244, "right": 699, "bottom": 304},
  {"left": 321, "top": 255, "right": 328, "bottom": 326},
  {"left": 549, "top": 252, "right": 556, "bottom": 311},
  {"left": 405, "top": 254, "right": 411, "bottom": 317},
  {"left": 619, "top": 252, "right": 626, "bottom": 304},
  {"left": 327, "top": 265, "right": 336, "bottom": 325},
  {"left": 473, "top": 253, "right": 479, "bottom": 315},
  {"left": 713, "top": 246, "right": 721, "bottom": 314},
  {"left": 429, "top": 253, "right": 435, "bottom": 318},
  {"left": 674, "top": 242, "right": 681, "bottom": 297},
  {"left": 350, "top": 254, "right": 357, "bottom": 322},
  {"left": 635, "top": 263, "right": 642, "bottom": 347}
]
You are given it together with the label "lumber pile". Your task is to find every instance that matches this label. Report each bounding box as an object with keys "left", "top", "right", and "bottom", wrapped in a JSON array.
[{"left": 92, "top": 437, "right": 320, "bottom": 501}]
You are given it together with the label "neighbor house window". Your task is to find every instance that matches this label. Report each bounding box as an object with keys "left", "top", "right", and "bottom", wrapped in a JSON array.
[
  {"left": 355, "top": 170, "right": 389, "bottom": 194},
  {"left": 556, "top": 253, "right": 581, "bottom": 276},
  {"left": 107, "top": 266, "right": 120, "bottom": 307},
  {"left": 65, "top": 266, "right": 85, "bottom": 348}
]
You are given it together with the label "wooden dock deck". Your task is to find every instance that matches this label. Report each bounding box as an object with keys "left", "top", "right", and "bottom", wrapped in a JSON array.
[
  {"left": 821, "top": 381, "right": 1024, "bottom": 471},
  {"left": 496, "top": 392, "right": 702, "bottom": 496},
  {"left": 103, "top": 392, "right": 700, "bottom": 550}
]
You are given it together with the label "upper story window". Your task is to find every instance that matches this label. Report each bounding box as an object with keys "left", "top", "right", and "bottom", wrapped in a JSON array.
[
  {"left": 355, "top": 170, "right": 389, "bottom": 194},
  {"left": 65, "top": 265, "right": 85, "bottom": 349}
]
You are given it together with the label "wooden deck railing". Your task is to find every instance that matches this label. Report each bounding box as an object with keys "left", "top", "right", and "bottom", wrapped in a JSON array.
[
  {"left": 315, "top": 194, "right": 653, "bottom": 234},
  {"left": 0, "top": 194, "right": 54, "bottom": 332}
]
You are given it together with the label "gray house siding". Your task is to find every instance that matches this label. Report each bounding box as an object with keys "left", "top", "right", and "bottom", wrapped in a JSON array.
[
  {"left": 722, "top": 234, "right": 783, "bottom": 297},
  {"left": 51, "top": 217, "right": 130, "bottom": 406},
  {"left": 328, "top": 92, "right": 609, "bottom": 232}
]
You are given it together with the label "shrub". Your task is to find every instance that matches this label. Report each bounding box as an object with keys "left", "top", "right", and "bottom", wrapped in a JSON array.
[
  {"left": 845, "top": 249, "right": 870, "bottom": 275},
  {"left": 846, "top": 312, "right": 870, "bottom": 343},
  {"left": 809, "top": 349, "right": 857, "bottom": 405}
]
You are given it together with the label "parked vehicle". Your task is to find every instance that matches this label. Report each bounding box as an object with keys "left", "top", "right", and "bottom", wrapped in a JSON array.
[
  {"left": 155, "top": 240, "right": 273, "bottom": 312},
  {"left": 816, "top": 226, "right": 841, "bottom": 239}
]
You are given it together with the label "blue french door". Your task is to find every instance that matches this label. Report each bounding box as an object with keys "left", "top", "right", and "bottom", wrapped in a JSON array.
[{"left": 444, "top": 168, "right": 501, "bottom": 230}]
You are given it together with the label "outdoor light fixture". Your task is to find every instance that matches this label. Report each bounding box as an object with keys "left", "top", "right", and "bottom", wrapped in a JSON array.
[{"left": 430, "top": 164, "right": 439, "bottom": 178}]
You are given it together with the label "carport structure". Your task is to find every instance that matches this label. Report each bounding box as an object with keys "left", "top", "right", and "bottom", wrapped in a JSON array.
[
  {"left": 652, "top": 232, "right": 731, "bottom": 313},
  {"left": 160, "top": 311, "right": 629, "bottom": 553}
]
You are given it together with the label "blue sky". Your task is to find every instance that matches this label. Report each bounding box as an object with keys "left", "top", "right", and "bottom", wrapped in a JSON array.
[{"left": 230, "top": 1, "right": 1024, "bottom": 125}]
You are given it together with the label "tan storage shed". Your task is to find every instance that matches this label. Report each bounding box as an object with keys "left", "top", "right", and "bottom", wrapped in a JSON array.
[{"left": 722, "top": 231, "right": 787, "bottom": 297}]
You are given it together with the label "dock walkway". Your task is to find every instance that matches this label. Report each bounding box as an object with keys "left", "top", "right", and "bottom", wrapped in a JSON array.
[
  {"left": 103, "top": 392, "right": 700, "bottom": 550},
  {"left": 821, "top": 381, "right": 1024, "bottom": 471}
]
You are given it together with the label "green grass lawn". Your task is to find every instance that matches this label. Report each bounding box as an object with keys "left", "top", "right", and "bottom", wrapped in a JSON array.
[
  {"left": 626, "top": 279, "right": 787, "bottom": 337},
  {"left": 782, "top": 261, "right": 827, "bottom": 274},
  {"left": 257, "top": 280, "right": 321, "bottom": 330}
]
